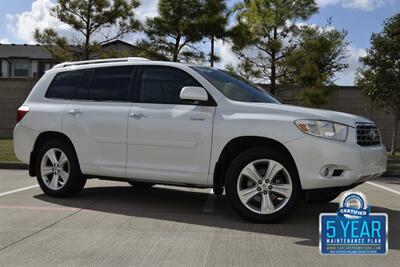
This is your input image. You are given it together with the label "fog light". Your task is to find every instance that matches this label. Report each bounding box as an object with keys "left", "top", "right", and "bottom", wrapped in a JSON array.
[
  {"left": 321, "top": 166, "right": 334, "bottom": 177},
  {"left": 321, "top": 165, "right": 348, "bottom": 178}
]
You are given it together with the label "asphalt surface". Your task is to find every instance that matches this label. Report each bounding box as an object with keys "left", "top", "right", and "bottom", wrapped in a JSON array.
[{"left": 0, "top": 170, "right": 399, "bottom": 267}]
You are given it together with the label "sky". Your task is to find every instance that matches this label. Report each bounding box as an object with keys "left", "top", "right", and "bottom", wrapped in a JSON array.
[{"left": 1, "top": 0, "right": 399, "bottom": 85}]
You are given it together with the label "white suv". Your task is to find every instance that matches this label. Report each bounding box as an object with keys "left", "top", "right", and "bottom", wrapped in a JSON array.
[{"left": 13, "top": 58, "right": 387, "bottom": 222}]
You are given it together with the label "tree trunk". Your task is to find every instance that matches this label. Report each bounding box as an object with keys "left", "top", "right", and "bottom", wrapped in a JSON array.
[
  {"left": 391, "top": 114, "right": 399, "bottom": 156},
  {"left": 210, "top": 35, "right": 215, "bottom": 67},
  {"left": 270, "top": 27, "right": 277, "bottom": 95},
  {"left": 84, "top": 35, "right": 90, "bottom": 60},
  {"left": 173, "top": 36, "right": 181, "bottom": 62},
  {"left": 271, "top": 52, "right": 276, "bottom": 95},
  {"left": 84, "top": 0, "right": 92, "bottom": 60}
]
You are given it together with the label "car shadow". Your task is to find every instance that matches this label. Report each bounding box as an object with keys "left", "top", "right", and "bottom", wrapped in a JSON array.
[{"left": 34, "top": 185, "right": 399, "bottom": 251}]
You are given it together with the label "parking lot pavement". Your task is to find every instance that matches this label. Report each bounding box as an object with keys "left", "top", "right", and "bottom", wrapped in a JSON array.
[{"left": 0, "top": 170, "right": 399, "bottom": 267}]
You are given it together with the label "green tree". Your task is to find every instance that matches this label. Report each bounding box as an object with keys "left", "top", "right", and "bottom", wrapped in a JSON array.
[
  {"left": 35, "top": 0, "right": 141, "bottom": 61},
  {"left": 282, "top": 23, "right": 348, "bottom": 108},
  {"left": 226, "top": 58, "right": 262, "bottom": 81},
  {"left": 231, "top": 0, "right": 318, "bottom": 95},
  {"left": 143, "top": 0, "right": 204, "bottom": 62},
  {"left": 199, "top": 0, "right": 230, "bottom": 67},
  {"left": 356, "top": 14, "right": 400, "bottom": 155}
]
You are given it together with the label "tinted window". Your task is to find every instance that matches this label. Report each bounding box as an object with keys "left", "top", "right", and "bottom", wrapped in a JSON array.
[
  {"left": 139, "top": 67, "right": 201, "bottom": 104},
  {"left": 191, "top": 67, "right": 279, "bottom": 103},
  {"left": 46, "top": 71, "right": 83, "bottom": 99},
  {"left": 90, "top": 66, "right": 132, "bottom": 101},
  {"left": 74, "top": 70, "right": 92, "bottom": 100}
]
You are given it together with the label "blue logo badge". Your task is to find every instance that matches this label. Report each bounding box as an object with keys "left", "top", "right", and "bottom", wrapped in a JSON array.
[{"left": 319, "top": 191, "right": 388, "bottom": 255}]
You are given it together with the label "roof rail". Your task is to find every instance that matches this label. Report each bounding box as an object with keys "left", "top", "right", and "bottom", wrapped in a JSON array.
[{"left": 52, "top": 57, "right": 150, "bottom": 69}]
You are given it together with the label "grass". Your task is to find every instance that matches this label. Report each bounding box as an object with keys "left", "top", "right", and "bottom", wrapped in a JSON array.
[
  {"left": 0, "top": 139, "right": 21, "bottom": 163},
  {"left": 388, "top": 152, "right": 400, "bottom": 160}
]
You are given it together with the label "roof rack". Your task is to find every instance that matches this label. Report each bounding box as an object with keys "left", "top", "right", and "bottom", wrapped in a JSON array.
[{"left": 52, "top": 57, "right": 150, "bottom": 69}]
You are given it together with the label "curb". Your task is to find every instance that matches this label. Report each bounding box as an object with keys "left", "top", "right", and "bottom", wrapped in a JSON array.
[{"left": 0, "top": 162, "right": 29, "bottom": 170}]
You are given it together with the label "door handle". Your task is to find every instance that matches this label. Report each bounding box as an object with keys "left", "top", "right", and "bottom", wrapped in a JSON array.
[
  {"left": 129, "top": 113, "right": 146, "bottom": 119},
  {"left": 68, "top": 109, "right": 82, "bottom": 116}
]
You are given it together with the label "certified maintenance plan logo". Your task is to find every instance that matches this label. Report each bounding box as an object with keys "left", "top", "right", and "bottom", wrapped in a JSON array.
[{"left": 319, "top": 191, "right": 388, "bottom": 255}]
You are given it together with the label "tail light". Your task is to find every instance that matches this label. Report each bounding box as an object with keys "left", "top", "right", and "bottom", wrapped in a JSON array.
[{"left": 16, "top": 106, "right": 29, "bottom": 123}]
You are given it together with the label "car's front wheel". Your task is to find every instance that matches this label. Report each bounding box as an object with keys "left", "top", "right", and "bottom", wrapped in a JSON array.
[
  {"left": 225, "top": 147, "right": 301, "bottom": 223},
  {"left": 36, "top": 140, "right": 86, "bottom": 197}
]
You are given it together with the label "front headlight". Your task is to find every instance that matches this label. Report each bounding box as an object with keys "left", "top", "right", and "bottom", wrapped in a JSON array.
[{"left": 294, "top": 120, "right": 348, "bottom": 142}]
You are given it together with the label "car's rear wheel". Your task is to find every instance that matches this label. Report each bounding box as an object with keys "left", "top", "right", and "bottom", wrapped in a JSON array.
[
  {"left": 128, "top": 181, "right": 155, "bottom": 188},
  {"left": 36, "top": 140, "right": 86, "bottom": 197},
  {"left": 225, "top": 147, "right": 301, "bottom": 223}
]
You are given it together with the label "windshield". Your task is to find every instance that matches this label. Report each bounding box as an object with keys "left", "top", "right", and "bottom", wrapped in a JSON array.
[{"left": 191, "top": 66, "right": 279, "bottom": 104}]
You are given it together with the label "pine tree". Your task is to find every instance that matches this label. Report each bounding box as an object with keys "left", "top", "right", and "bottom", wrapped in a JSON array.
[{"left": 35, "top": 0, "right": 141, "bottom": 61}]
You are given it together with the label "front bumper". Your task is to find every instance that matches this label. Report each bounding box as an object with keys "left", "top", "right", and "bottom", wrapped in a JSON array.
[{"left": 285, "top": 131, "right": 387, "bottom": 190}]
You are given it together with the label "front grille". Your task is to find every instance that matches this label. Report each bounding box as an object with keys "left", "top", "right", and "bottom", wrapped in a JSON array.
[{"left": 356, "top": 123, "right": 381, "bottom": 146}]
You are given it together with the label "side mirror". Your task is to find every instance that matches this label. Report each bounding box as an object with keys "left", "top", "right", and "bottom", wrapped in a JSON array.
[{"left": 180, "top": 86, "right": 208, "bottom": 102}]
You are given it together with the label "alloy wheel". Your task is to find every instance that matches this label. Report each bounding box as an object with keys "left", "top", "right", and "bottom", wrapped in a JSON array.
[
  {"left": 236, "top": 159, "right": 293, "bottom": 214},
  {"left": 40, "top": 148, "right": 70, "bottom": 190}
]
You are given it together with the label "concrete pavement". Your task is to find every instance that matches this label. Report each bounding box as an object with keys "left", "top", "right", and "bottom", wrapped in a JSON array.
[{"left": 0, "top": 170, "right": 399, "bottom": 266}]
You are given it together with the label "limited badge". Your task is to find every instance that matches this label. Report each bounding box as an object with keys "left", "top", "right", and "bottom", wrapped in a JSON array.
[{"left": 319, "top": 191, "right": 388, "bottom": 255}]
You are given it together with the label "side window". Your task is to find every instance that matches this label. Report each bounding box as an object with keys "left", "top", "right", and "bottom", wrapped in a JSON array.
[
  {"left": 46, "top": 71, "right": 83, "bottom": 99},
  {"left": 90, "top": 66, "right": 133, "bottom": 101},
  {"left": 139, "top": 66, "right": 201, "bottom": 104},
  {"left": 74, "top": 70, "right": 92, "bottom": 100}
]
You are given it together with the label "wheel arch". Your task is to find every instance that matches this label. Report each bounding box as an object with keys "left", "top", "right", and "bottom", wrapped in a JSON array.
[
  {"left": 213, "top": 136, "right": 300, "bottom": 194},
  {"left": 29, "top": 131, "right": 78, "bottom": 177}
]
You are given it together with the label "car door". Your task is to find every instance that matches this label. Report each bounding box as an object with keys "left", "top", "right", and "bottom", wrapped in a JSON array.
[
  {"left": 62, "top": 66, "right": 134, "bottom": 178},
  {"left": 126, "top": 66, "right": 216, "bottom": 185}
]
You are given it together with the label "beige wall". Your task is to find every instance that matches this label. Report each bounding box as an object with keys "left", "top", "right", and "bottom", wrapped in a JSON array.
[
  {"left": 0, "top": 78, "right": 36, "bottom": 138},
  {"left": 0, "top": 80, "right": 398, "bottom": 150},
  {"left": 275, "top": 86, "right": 398, "bottom": 150}
]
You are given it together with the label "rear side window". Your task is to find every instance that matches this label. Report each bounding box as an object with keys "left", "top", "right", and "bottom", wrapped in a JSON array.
[
  {"left": 74, "top": 70, "right": 92, "bottom": 100},
  {"left": 90, "top": 66, "right": 133, "bottom": 101},
  {"left": 46, "top": 71, "right": 83, "bottom": 99},
  {"left": 139, "top": 66, "right": 201, "bottom": 104}
]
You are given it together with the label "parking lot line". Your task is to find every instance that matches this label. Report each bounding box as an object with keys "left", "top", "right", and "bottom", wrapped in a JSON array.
[
  {"left": 366, "top": 181, "right": 400, "bottom": 196},
  {"left": 0, "top": 185, "right": 39, "bottom": 197}
]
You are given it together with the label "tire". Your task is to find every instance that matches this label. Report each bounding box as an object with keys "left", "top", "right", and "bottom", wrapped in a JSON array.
[
  {"left": 36, "top": 139, "right": 86, "bottom": 197},
  {"left": 128, "top": 181, "right": 155, "bottom": 188},
  {"left": 306, "top": 189, "right": 342, "bottom": 203},
  {"left": 224, "top": 146, "right": 301, "bottom": 223},
  {"left": 213, "top": 186, "right": 224, "bottom": 195}
]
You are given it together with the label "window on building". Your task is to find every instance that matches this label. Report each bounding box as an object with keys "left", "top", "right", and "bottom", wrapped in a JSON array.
[{"left": 14, "top": 62, "right": 29, "bottom": 77}]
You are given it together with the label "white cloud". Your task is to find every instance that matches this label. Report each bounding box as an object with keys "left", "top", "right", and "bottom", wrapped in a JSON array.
[
  {"left": 0, "top": 38, "right": 10, "bottom": 44},
  {"left": 335, "top": 45, "right": 366, "bottom": 85},
  {"left": 136, "top": 0, "right": 159, "bottom": 21},
  {"left": 214, "top": 39, "right": 240, "bottom": 69},
  {"left": 6, "top": 0, "right": 71, "bottom": 44},
  {"left": 317, "top": 0, "right": 386, "bottom": 11},
  {"left": 6, "top": 0, "right": 159, "bottom": 44}
]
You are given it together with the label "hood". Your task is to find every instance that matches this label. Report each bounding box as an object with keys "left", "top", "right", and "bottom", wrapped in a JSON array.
[{"left": 231, "top": 102, "right": 373, "bottom": 127}]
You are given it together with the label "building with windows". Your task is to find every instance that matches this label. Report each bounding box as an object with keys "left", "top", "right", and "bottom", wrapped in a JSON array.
[
  {"left": 0, "top": 43, "right": 57, "bottom": 79},
  {"left": 0, "top": 40, "right": 136, "bottom": 79}
]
